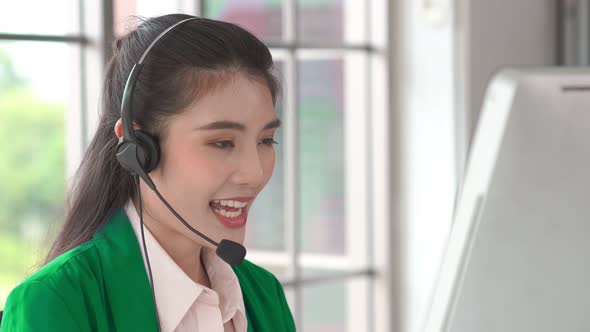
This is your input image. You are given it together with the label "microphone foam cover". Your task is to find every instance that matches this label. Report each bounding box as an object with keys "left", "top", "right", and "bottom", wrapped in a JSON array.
[{"left": 216, "top": 240, "right": 247, "bottom": 266}]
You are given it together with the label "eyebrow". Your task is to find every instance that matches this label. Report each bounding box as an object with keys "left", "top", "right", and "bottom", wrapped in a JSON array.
[{"left": 195, "top": 118, "right": 282, "bottom": 131}]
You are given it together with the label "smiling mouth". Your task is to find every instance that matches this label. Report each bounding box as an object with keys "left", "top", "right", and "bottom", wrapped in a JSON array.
[{"left": 209, "top": 200, "right": 249, "bottom": 228}]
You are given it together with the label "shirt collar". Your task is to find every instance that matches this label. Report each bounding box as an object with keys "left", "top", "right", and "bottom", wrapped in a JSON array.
[{"left": 124, "top": 199, "right": 247, "bottom": 332}]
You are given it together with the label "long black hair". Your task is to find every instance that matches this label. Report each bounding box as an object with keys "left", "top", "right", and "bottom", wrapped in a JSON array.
[{"left": 44, "top": 14, "right": 280, "bottom": 264}]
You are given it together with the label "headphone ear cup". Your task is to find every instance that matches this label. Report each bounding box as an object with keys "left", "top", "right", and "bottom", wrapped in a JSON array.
[
  {"left": 116, "top": 140, "right": 143, "bottom": 175},
  {"left": 134, "top": 129, "right": 160, "bottom": 173}
]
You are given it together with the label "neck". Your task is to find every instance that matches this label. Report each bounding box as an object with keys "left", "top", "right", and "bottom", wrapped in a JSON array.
[{"left": 132, "top": 198, "right": 211, "bottom": 288}]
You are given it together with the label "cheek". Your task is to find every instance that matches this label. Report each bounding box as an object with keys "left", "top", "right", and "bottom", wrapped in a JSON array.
[
  {"left": 261, "top": 149, "right": 276, "bottom": 184},
  {"left": 166, "top": 145, "right": 228, "bottom": 191}
]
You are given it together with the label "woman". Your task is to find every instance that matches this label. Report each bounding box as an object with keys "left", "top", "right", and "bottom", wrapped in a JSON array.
[{"left": 1, "top": 14, "right": 295, "bottom": 332}]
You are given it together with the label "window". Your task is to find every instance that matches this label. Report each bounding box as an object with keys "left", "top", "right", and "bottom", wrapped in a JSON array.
[
  {"left": 1, "top": 1, "right": 389, "bottom": 330},
  {"left": 0, "top": 1, "right": 99, "bottom": 310}
]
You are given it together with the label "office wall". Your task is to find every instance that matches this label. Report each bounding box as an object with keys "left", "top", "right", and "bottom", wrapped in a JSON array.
[{"left": 460, "top": 0, "right": 557, "bottom": 160}]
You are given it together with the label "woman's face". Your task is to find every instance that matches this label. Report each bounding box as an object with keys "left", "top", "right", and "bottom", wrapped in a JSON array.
[{"left": 136, "top": 73, "right": 278, "bottom": 248}]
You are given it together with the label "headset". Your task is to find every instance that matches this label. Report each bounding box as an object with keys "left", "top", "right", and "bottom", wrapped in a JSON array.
[{"left": 115, "top": 17, "right": 247, "bottom": 267}]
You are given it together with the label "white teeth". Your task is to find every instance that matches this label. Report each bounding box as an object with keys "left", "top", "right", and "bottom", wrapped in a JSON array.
[
  {"left": 214, "top": 199, "right": 248, "bottom": 208},
  {"left": 213, "top": 208, "right": 243, "bottom": 218},
  {"left": 220, "top": 200, "right": 232, "bottom": 207}
]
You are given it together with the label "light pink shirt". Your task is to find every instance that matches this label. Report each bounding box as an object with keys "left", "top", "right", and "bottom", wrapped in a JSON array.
[{"left": 125, "top": 200, "right": 248, "bottom": 332}]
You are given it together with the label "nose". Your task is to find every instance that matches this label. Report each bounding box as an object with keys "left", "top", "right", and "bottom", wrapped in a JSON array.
[{"left": 231, "top": 145, "right": 265, "bottom": 187}]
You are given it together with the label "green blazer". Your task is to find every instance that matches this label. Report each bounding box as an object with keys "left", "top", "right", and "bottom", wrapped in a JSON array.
[{"left": 0, "top": 209, "right": 295, "bottom": 331}]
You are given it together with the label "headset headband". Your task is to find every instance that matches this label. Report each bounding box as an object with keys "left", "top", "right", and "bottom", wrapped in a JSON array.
[{"left": 120, "top": 17, "right": 199, "bottom": 141}]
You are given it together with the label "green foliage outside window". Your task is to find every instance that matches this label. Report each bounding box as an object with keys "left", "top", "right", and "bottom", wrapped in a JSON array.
[{"left": 0, "top": 50, "right": 65, "bottom": 310}]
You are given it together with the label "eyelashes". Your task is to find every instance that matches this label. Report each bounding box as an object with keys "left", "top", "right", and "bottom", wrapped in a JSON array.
[
  {"left": 212, "top": 140, "right": 234, "bottom": 149},
  {"left": 211, "top": 138, "right": 279, "bottom": 150},
  {"left": 260, "top": 138, "right": 279, "bottom": 146}
]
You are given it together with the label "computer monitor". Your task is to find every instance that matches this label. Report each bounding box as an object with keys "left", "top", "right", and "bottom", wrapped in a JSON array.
[{"left": 424, "top": 68, "right": 590, "bottom": 331}]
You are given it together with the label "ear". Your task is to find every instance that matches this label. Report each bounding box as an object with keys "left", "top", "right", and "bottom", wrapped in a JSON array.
[
  {"left": 114, "top": 118, "right": 141, "bottom": 139},
  {"left": 114, "top": 118, "right": 124, "bottom": 139}
]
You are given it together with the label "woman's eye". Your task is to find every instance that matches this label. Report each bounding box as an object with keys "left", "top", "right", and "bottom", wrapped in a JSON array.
[
  {"left": 211, "top": 138, "right": 278, "bottom": 149},
  {"left": 213, "top": 140, "right": 235, "bottom": 149},
  {"left": 260, "top": 138, "right": 279, "bottom": 146}
]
